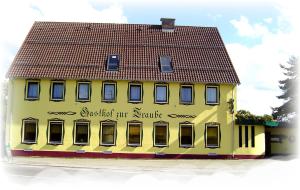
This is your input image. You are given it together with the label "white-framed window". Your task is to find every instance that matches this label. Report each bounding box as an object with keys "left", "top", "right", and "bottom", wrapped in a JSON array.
[
  {"left": 153, "top": 122, "right": 168, "bottom": 147},
  {"left": 102, "top": 82, "right": 116, "bottom": 102},
  {"left": 107, "top": 54, "right": 120, "bottom": 71},
  {"left": 180, "top": 84, "right": 193, "bottom": 104},
  {"left": 50, "top": 81, "right": 65, "bottom": 101},
  {"left": 155, "top": 84, "right": 168, "bottom": 104},
  {"left": 74, "top": 121, "right": 90, "bottom": 145},
  {"left": 22, "top": 119, "right": 38, "bottom": 144},
  {"left": 179, "top": 123, "right": 194, "bottom": 147},
  {"left": 128, "top": 83, "right": 142, "bottom": 103},
  {"left": 127, "top": 122, "right": 142, "bottom": 146},
  {"left": 100, "top": 121, "right": 116, "bottom": 146},
  {"left": 76, "top": 81, "right": 91, "bottom": 102},
  {"left": 48, "top": 120, "right": 64, "bottom": 145},
  {"left": 206, "top": 85, "right": 219, "bottom": 105},
  {"left": 205, "top": 124, "right": 220, "bottom": 148},
  {"left": 25, "top": 80, "right": 39, "bottom": 100}
]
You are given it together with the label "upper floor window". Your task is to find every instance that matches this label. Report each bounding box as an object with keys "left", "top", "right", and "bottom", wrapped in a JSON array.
[
  {"left": 205, "top": 124, "right": 220, "bottom": 148},
  {"left": 128, "top": 83, "right": 142, "bottom": 103},
  {"left": 76, "top": 82, "right": 91, "bottom": 102},
  {"left": 25, "top": 80, "right": 39, "bottom": 100},
  {"left": 102, "top": 82, "right": 116, "bottom": 102},
  {"left": 48, "top": 120, "right": 64, "bottom": 145},
  {"left": 179, "top": 123, "right": 194, "bottom": 148},
  {"left": 160, "top": 56, "right": 173, "bottom": 72},
  {"left": 180, "top": 84, "right": 193, "bottom": 104},
  {"left": 206, "top": 85, "right": 219, "bottom": 105},
  {"left": 51, "top": 81, "right": 65, "bottom": 101},
  {"left": 22, "top": 119, "right": 38, "bottom": 144},
  {"left": 107, "top": 54, "right": 120, "bottom": 71},
  {"left": 155, "top": 84, "right": 168, "bottom": 104}
]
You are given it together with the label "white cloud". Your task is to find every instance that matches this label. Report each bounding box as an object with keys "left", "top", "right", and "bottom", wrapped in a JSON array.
[
  {"left": 0, "top": 0, "right": 128, "bottom": 80},
  {"left": 263, "top": 17, "right": 273, "bottom": 24},
  {"left": 227, "top": 0, "right": 300, "bottom": 115},
  {"left": 230, "top": 16, "right": 270, "bottom": 38}
]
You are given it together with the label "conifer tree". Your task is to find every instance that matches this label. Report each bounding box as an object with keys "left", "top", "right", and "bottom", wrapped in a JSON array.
[{"left": 272, "top": 56, "right": 298, "bottom": 122}]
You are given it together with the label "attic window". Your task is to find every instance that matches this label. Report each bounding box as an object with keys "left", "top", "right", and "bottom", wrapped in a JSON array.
[
  {"left": 107, "top": 54, "right": 119, "bottom": 71},
  {"left": 160, "top": 56, "right": 173, "bottom": 72}
]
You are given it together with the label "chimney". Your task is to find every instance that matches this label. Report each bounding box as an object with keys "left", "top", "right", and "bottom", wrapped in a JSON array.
[{"left": 160, "top": 18, "right": 175, "bottom": 32}]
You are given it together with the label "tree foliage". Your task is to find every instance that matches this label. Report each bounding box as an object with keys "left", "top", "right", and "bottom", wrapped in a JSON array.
[
  {"left": 235, "top": 110, "right": 273, "bottom": 125},
  {"left": 272, "top": 56, "right": 298, "bottom": 122}
]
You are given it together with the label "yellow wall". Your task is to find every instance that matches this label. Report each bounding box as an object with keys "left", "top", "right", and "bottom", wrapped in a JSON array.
[
  {"left": 266, "top": 127, "right": 297, "bottom": 155},
  {"left": 234, "top": 125, "right": 265, "bottom": 156},
  {"left": 6, "top": 78, "right": 264, "bottom": 156}
]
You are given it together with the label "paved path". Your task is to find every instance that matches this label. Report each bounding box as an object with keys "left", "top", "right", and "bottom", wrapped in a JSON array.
[{"left": 0, "top": 156, "right": 299, "bottom": 190}]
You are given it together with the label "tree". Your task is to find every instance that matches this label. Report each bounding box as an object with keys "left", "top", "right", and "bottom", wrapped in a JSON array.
[
  {"left": 272, "top": 56, "right": 298, "bottom": 122},
  {"left": 235, "top": 110, "right": 273, "bottom": 125},
  {"left": 0, "top": 80, "right": 8, "bottom": 158}
]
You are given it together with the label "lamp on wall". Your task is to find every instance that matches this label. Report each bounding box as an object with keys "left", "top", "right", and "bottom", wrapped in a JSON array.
[{"left": 227, "top": 98, "right": 234, "bottom": 114}]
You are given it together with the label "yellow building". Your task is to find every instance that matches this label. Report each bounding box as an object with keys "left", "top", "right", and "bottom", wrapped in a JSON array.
[{"left": 6, "top": 18, "right": 272, "bottom": 159}]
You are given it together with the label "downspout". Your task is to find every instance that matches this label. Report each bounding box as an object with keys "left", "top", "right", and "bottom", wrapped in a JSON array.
[{"left": 231, "top": 85, "right": 235, "bottom": 159}]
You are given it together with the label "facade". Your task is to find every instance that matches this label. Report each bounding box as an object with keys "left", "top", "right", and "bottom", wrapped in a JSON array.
[{"left": 6, "top": 19, "right": 271, "bottom": 159}]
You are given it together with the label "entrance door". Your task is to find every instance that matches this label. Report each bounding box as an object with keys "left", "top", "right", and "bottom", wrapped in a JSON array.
[{"left": 265, "top": 132, "right": 271, "bottom": 157}]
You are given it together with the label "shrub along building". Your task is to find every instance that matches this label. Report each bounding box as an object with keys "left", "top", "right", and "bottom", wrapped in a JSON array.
[{"left": 6, "top": 18, "right": 289, "bottom": 159}]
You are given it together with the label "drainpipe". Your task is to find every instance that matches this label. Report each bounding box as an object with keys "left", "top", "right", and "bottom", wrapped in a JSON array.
[{"left": 231, "top": 85, "right": 235, "bottom": 159}]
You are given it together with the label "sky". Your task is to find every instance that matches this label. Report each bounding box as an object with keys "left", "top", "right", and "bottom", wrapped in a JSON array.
[{"left": 0, "top": 0, "right": 299, "bottom": 116}]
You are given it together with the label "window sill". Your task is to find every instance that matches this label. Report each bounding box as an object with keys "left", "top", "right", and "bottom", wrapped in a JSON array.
[
  {"left": 128, "top": 100, "right": 142, "bottom": 104},
  {"left": 48, "top": 142, "right": 63, "bottom": 145},
  {"left": 76, "top": 99, "right": 90, "bottom": 102},
  {"left": 100, "top": 143, "right": 116, "bottom": 146},
  {"left": 102, "top": 100, "right": 117, "bottom": 103},
  {"left": 179, "top": 102, "right": 194, "bottom": 105},
  {"left": 50, "top": 98, "right": 64, "bottom": 101},
  {"left": 206, "top": 145, "right": 220, "bottom": 148},
  {"left": 154, "top": 144, "right": 168, "bottom": 148},
  {"left": 206, "top": 102, "right": 220, "bottom": 105},
  {"left": 180, "top": 145, "right": 193, "bottom": 148},
  {"left": 25, "top": 98, "right": 39, "bottom": 101},
  {"left": 21, "top": 141, "right": 37, "bottom": 144},
  {"left": 127, "top": 144, "right": 141, "bottom": 147},
  {"left": 74, "top": 143, "right": 89, "bottom": 146},
  {"left": 155, "top": 101, "right": 168, "bottom": 104}
]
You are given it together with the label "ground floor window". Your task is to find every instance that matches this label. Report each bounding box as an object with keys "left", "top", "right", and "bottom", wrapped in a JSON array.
[
  {"left": 239, "top": 125, "right": 243, "bottom": 147},
  {"left": 251, "top": 126, "right": 255, "bottom": 147},
  {"left": 245, "top": 125, "right": 249, "bottom": 147},
  {"left": 127, "top": 122, "right": 142, "bottom": 146},
  {"left": 179, "top": 123, "right": 194, "bottom": 147},
  {"left": 205, "top": 124, "right": 220, "bottom": 148},
  {"left": 100, "top": 121, "right": 116, "bottom": 146},
  {"left": 48, "top": 120, "right": 63, "bottom": 145},
  {"left": 22, "top": 119, "right": 38, "bottom": 144},
  {"left": 74, "top": 121, "right": 90, "bottom": 145},
  {"left": 154, "top": 122, "right": 168, "bottom": 147}
]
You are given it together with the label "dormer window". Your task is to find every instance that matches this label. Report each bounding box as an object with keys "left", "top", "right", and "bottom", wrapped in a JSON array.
[
  {"left": 160, "top": 56, "right": 173, "bottom": 72},
  {"left": 107, "top": 54, "right": 119, "bottom": 71}
]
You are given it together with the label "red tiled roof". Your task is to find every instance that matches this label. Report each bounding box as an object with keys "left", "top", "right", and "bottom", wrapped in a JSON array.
[{"left": 6, "top": 21, "right": 240, "bottom": 84}]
